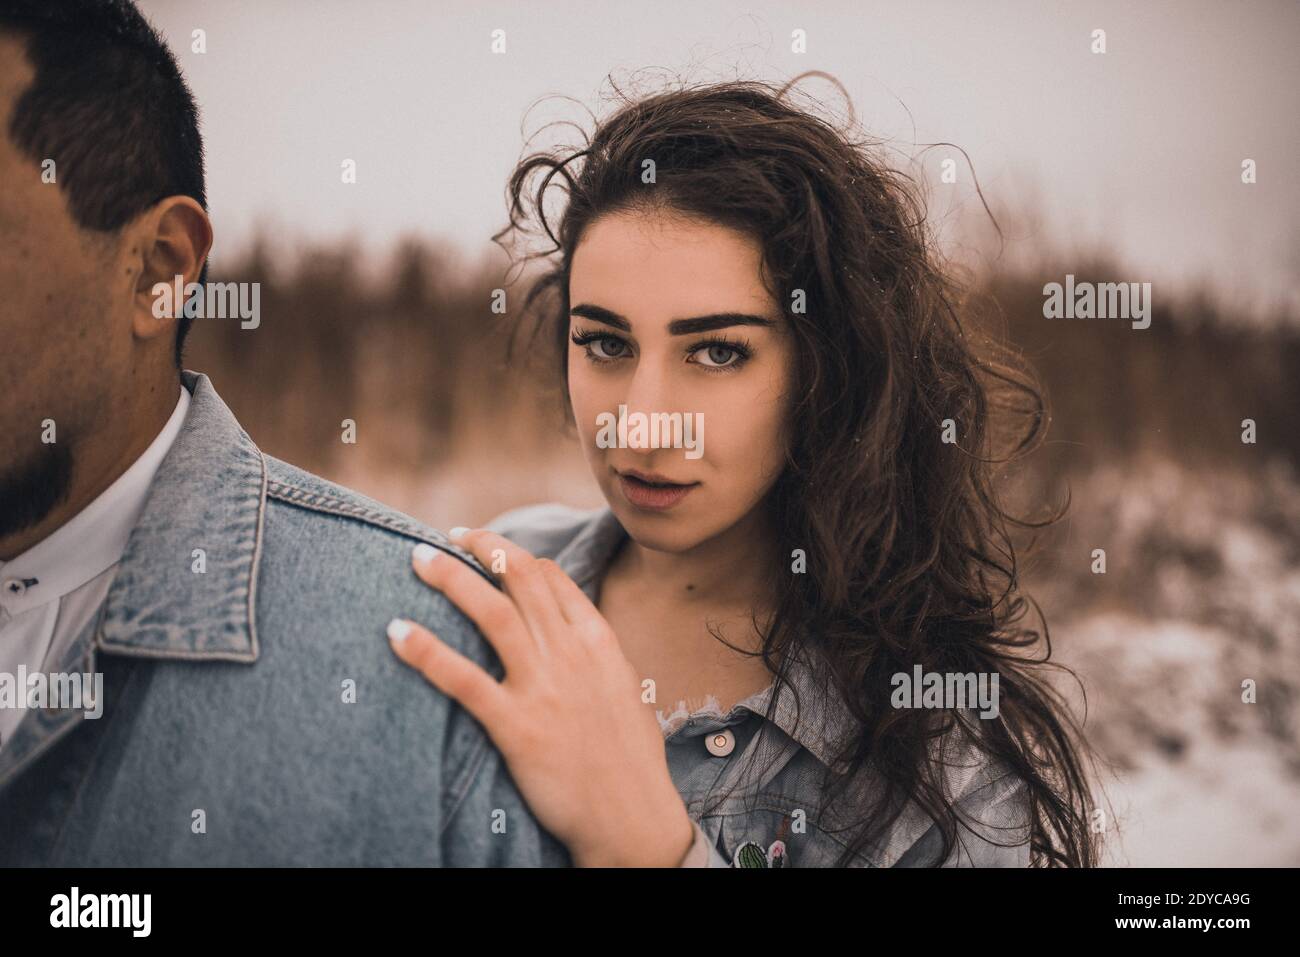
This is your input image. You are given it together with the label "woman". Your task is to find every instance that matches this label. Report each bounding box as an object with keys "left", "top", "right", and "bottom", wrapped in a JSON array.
[{"left": 387, "top": 77, "right": 1099, "bottom": 867}]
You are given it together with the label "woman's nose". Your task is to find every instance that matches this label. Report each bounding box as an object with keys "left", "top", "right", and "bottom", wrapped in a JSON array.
[{"left": 620, "top": 371, "right": 672, "bottom": 449}]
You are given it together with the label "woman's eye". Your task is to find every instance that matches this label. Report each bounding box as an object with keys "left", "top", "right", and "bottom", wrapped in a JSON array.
[
  {"left": 692, "top": 344, "right": 742, "bottom": 368},
  {"left": 589, "top": 337, "right": 628, "bottom": 359}
]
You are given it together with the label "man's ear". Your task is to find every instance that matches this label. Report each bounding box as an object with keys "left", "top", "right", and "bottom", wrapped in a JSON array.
[{"left": 130, "top": 196, "right": 214, "bottom": 341}]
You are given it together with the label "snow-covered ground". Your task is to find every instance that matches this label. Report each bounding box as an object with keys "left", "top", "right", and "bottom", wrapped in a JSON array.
[
  {"left": 1099, "top": 743, "right": 1300, "bottom": 866},
  {"left": 1033, "top": 457, "right": 1300, "bottom": 866}
]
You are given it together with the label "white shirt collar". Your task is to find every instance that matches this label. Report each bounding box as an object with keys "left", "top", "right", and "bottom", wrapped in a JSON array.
[{"left": 0, "top": 385, "right": 191, "bottom": 618}]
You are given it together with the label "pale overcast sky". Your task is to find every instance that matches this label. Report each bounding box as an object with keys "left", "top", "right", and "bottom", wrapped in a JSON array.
[{"left": 139, "top": 0, "right": 1300, "bottom": 320}]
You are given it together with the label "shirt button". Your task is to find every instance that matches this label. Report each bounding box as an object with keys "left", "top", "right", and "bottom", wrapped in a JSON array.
[
  {"left": 2, "top": 578, "right": 27, "bottom": 598},
  {"left": 705, "top": 728, "right": 736, "bottom": 757}
]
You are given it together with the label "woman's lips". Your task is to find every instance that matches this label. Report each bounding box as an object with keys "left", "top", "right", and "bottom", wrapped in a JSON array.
[{"left": 617, "top": 473, "right": 698, "bottom": 511}]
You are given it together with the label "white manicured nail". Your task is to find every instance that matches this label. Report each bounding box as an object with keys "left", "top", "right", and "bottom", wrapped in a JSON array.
[
  {"left": 449, "top": 526, "right": 470, "bottom": 538},
  {"left": 387, "top": 619, "right": 412, "bottom": 643},
  {"left": 412, "top": 543, "right": 438, "bottom": 564}
]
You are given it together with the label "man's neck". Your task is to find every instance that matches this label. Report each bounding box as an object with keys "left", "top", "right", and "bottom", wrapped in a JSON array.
[{"left": 0, "top": 382, "right": 182, "bottom": 561}]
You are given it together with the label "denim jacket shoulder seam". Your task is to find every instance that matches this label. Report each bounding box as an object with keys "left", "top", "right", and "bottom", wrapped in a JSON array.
[
  {"left": 265, "top": 479, "right": 441, "bottom": 545},
  {"left": 264, "top": 480, "right": 492, "bottom": 585}
]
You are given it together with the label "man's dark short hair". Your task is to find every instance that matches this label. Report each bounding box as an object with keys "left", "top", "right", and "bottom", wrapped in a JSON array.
[{"left": 1, "top": 0, "right": 208, "bottom": 368}]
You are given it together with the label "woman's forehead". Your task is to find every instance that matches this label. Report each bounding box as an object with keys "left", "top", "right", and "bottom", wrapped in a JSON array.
[{"left": 571, "top": 212, "right": 779, "bottom": 325}]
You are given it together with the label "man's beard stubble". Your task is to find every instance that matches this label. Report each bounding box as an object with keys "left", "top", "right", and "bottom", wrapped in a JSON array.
[{"left": 0, "top": 441, "right": 74, "bottom": 541}]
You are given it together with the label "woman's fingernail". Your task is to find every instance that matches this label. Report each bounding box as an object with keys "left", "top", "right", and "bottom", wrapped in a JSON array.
[
  {"left": 449, "top": 526, "right": 470, "bottom": 538},
  {"left": 387, "top": 618, "right": 412, "bottom": 643},
  {"left": 413, "top": 543, "right": 438, "bottom": 564}
]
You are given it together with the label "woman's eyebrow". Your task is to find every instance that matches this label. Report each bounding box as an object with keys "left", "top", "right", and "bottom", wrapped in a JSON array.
[
  {"left": 570, "top": 303, "right": 775, "bottom": 335},
  {"left": 569, "top": 303, "right": 630, "bottom": 330},
  {"left": 667, "top": 313, "right": 775, "bottom": 335}
]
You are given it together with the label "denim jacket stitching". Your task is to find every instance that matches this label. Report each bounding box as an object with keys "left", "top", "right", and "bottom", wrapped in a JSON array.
[
  {"left": 96, "top": 419, "right": 265, "bottom": 662},
  {"left": 440, "top": 734, "right": 492, "bottom": 840},
  {"left": 264, "top": 480, "right": 490, "bottom": 579},
  {"left": 98, "top": 449, "right": 267, "bottom": 665},
  {"left": 268, "top": 481, "right": 432, "bottom": 543},
  {"left": 244, "top": 447, "right": 269, "bottom": 663}
]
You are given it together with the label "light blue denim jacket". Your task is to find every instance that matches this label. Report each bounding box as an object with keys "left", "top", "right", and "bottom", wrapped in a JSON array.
[
  {"left": 0, "top": 371, "right": 570, "bottom": 866},
  {"left": 487, "top": 503, "right": 1033, "bottom": 868}
]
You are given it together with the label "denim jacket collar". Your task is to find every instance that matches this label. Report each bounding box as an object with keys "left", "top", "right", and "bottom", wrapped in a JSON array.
[
  {"left": 552, "top": 506, "right": 859, "bottom": 768},
  {"left": 96, "top": 370, "right": 265, "bottom": 662},
  {"left": 0, "top": 373, "right": 264, "bottom": 789}
]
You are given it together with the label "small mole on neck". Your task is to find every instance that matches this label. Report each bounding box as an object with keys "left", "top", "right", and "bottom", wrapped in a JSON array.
[{"left": 685, "top": 584, "right": 695, "bottom": 592}]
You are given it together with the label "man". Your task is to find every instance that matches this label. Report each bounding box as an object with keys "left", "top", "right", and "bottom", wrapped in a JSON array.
[{"left": 0, "top": 0, "right": 569, "bottom": 866}]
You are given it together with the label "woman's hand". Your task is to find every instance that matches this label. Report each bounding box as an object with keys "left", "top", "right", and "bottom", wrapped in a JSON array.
[{"left": 387, "top": 527, "right": 694, "bottom": 868}]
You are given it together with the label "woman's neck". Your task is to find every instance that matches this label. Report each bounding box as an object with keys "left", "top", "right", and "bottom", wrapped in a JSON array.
[
  {"left": 608, "top": 505, "right": 779, "bottom": 613},
  {"left": 599, "top": 505, "right": 784, "bottom": 714}
]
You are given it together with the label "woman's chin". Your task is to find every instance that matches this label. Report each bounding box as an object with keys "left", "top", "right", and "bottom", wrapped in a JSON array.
[{"left": 607, "top": 500, "right": 701, "bottom": 553}]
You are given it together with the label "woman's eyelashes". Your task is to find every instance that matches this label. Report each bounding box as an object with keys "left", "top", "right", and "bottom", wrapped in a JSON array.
[
  {"left": 691, "top": 336, "right": 753, "bottom": 371},
  {"left": 569, "top": 328, "right": 753, "bottom": 372},
  {"left": 570, "top": 329, "right": 630, "bottom": 362}
]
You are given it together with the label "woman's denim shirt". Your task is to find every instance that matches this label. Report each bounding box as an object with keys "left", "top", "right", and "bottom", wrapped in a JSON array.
[{"left": 488, "top": 503, "right": 1033, "bottom": 868}]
